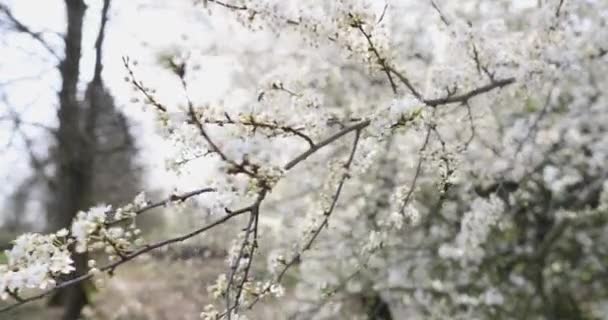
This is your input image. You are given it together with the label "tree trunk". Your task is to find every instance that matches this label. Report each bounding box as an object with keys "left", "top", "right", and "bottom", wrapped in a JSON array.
[{"left": 47, "top": 1, "right": 91, "bottom": 319}]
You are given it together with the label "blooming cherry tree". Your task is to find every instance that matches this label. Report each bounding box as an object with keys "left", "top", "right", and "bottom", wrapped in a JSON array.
[{"left": 2, "top": 0, "right": 608, "bottom": 319}]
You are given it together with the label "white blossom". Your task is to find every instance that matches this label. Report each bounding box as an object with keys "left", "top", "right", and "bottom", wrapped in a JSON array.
[{"left": 0, "top": 232, "right": 74, "bottom": 297}]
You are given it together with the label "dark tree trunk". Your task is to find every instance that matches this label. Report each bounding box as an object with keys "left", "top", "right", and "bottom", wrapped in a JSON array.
[
  {"left": 4, "top": 1, "right": 132, "bottom": 319},
  {"left": 50, "top": 1, "right": 136, "bottom": 319},
  {"left": 46, "top": 1, "right": 91, "bottom": 319},
  {"left": 362, "top": 293, "right": 393, "bottom": 320}
]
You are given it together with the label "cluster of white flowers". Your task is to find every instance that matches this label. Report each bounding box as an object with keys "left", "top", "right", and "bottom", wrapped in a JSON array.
[
  {"left": 453, "top": 288, "right": 505, "bottom": 307},
  {"left": 249, "top": 165, "right": 284, "bottom": 193},
  {"left": 268, "top": 283, "right": 285, "bottom": 297},
  {"left": 0, "top": 193, "right": 150, "bottom": 300},
  {"left": 71, "top": 194, "right": 146, "bottom": 256},
  {"left": 207, "top": 273, "right": 227, "bottom": 299},
  {"left": 71, "top": 204, "right": 113, "bottom": 253},
  {"left": 123, "top": 1, "right": 608, "bottom": 318},
  {"left": 383, "top": 210, "right": 404, "bottom": 230},
  {"left": 4, "top": 0, "right": 608, "bottom": 318},
  {"left": 205, "top": 269, "right": 285, "bottom": 316},
  {"left": 134, "top": 1, "right": 608, "bottom": 318},
  {"left": 368, "top": 96, "right": 421, "bottom": 138},
  {"left": 362, "top": 230, "right": 384, "bottom": 252},
  {"left": 542, "top": 165, "right": 582, "bottom": 195},
  {"left": 200, "top": 304, "right": 250, "bottom": 320},
  {"left": 0, "top": 231, "right": 74, "bottom": 299},
  {"left": 438, "top": 195, "right": 504, "bottom": 262},
  {"left": 199, "top": 304, "right": 220, "bottom": 320}
]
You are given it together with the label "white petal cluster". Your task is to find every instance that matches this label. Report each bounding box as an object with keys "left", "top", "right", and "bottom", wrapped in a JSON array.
[
  {"left": 439, "top": 195, "right": 504, "bottom": 262},
  {"left": 207, "top": 274, "right": 227, "bottom": 299},
  {"left": 71, "top": 204, "right": 112, "bottom": 253},
  {"left": 0, "top": 191, "right": 154, "bottom": 301},
  {"left": 2, "top": 0, "right": 605, "bottom": 318},
  {"left": 0, "top": 231, "right": 74, "bottom": 299}
]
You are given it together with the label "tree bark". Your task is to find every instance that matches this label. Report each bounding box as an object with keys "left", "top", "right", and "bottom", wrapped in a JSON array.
[{"left": 46, "top": 1, "right": 91, "bottom": 319}]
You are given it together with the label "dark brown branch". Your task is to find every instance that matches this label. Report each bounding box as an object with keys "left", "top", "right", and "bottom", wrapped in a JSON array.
[
  {"left": 423, "top": 77, "right": 515, "bottom": 107},
  {"left": 462, "top": 101, "right": 476, "bottom": 149},
  {"left": 284, "top": 120, "right": 370, "bottom": 170},
  {"left": 122, "top": 57, "right": 167, "bottom": 112},
  {"left": 0, "top": 116, "right": 56, "bottom": 133},
  {"left": 225, "top": 205, "right": 259, "bottom": 319},
  {"left": 556, "top": 0, "right": 565, "bottom": 18},
  {"left": 2, "top": 104, "right": 56, "bottom": 188},
  {"left": 0, "top": 4, "right": 61, "bottom": 59},
  {"left": 376, "top": 3, "right": 388, "bottom": 25},
  {"left": 104, "top": 187, "right": 216, "bottom": 227},
  {"left": 207, "top": 0, "right": 248, "bottom": 11},
  {"left": 0, "top": 113, "right": 372, "bottom": 313},
  {"left": 137, "top": 188, "right": 215, "bottom": 215},
  {"left": 514, "top": 88, "right": 553, "bottom": 155},
  {"left": 243, "top": 128, "right": 363, "bottom": 312},
  {"left": 184, "top": 98, "right": 257, "bottom": 179},
  {"left": 385, "top": 66, "right": 424, "bottom": 101},
  {"left": 470, "top": 44, "right": 495, "bottom": 82},
  {"left": 350, "top": 16, "right": 398, "bottom": 95},
  {"left": 399, "top": 124, "right": 432, "bottom": 213},
  {"left": 203, "top": 114, "right": 315, "bottom": 148},
  {"left": 430, "top": 0, "right": 450, "bottom": 26},
  {"left": 92, "top": 0, "right": 111, "bottom": 83},
  {"left": 0, "top": 206, "right": 249, "bottom": 313},
  {"left": 230, "top": 211, "right": 258, "bottom": 314}
]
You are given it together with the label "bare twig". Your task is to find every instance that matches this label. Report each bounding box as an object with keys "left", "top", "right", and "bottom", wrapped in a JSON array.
[
  {"left": 203, "top": 114, "right": 315, "bottom": 148},
  {"left": 284, "top": 120, "right": 369, "bottom": 170},
  {"left": 243, "top": 128, "right": 363, "bottom": 312},
  {"left": 430, "top": 0, "right": 450, "bottom": 26},
  {"left": 207, "top": 0, "right": 248, "bottom": 11},
  {"left": 462, "top": 101, "right": 476, "bottom": 149},
  {"left": 122, "top": 57, "right": 168, "bottom": 112},
  {"left": 556, "top": 0, "right": 565, "bottom": 18},
  {"left": 376, "top": 3, "right": 389, "bottom": 25},
  {"left": 0, "top": 203, "right": 249, "bottom": 313},
  {"left": 423, "top": 78, "right": 515, "bottom": 107},
  {"left": 0, "top": 111, "right": 374, "bottom": 314},
  {"left": 350, "top": 16, "right": 398, "bottom": 95},
  {"left": 388, "top": 67, "right": 514, "bottom": 107},
  {"left": 0, "top": 4, "right": 61, "bottom": 59},
  {"left": 224, "top": 190, "right": 266, "bottom": 318},
  {"left": 399, "top": 124, "right": 433, "bottom": 213},
  {"left": 514, "top": 88, "right": 554, "bottom": 155}
]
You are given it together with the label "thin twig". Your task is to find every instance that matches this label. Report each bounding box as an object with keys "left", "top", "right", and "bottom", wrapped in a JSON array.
[
  {"left": 423, "top": 78, "right": 515, "bottom": 107},
  {"left": 430, "top": 0, "right": 450, "bottom": 26},
  {"left": 122, "top": 57, "right": 167, "bottom": 112},
  {"left": 0, "top": 207, "right": 249, "bottom": 313},
  {"left": 243, "top": 128, "right": 363, "bottom": 312},
  {"left": 0, "top": 4, "right": 61, "bottom": 60},
  {"left": 556, "top": 0, "right": 565, "bottom": 18},
  {"left": 351, "top": 16, "right": 398, "bottom": 95},
  {"left": 284, "top": 120, "right": 369, "bottom": 170},
  {"left": 399, "top": 124, "right": 433, "bottom": 213}
]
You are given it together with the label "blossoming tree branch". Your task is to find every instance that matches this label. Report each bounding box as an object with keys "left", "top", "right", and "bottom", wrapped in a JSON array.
[{"left": 2, "top": 0, "right": 608, "bottom": 319}]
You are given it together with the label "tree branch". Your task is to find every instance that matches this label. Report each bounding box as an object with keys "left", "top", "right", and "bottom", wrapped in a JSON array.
[{"left": 0, "top": 4, "right": 61, "bottom": 60}]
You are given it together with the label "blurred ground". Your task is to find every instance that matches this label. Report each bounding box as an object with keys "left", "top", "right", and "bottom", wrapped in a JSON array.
[{"left": 1, "top": 254, "right": 289, "bottom": 320}]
